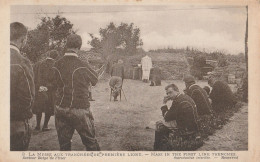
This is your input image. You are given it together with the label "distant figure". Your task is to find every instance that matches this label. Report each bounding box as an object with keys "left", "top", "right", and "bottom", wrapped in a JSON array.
[
  {"left": 33, "top": 50, "right": 59, "bottom": 131},
  {"left": 183, "top": 75, "right": 212, "bottom": 116},
  {"left": 154, "top": 84, "right": 200, "bottom": 151},
  {"left": 88, "top": 83, "right": 95, "bottom": 101},
  {"left": 109, "top": 59, "right": 124, "bottom": 101},
  {"left": 141, "top": 55, "right": 152, "bottom": 82},
  {"left": 10, "top": 22, "right": 35, "bottom": 150},
  {"left": 208, "top": 77, "right": 237, "bottom": 112},
  {"left": 150, "top": 66, "right": 162, "bottom": 86},
  {"left": 85, "top": 59, "right": 95, "bottom": 101},
  {"left": 52, "top": 34, "right": 100, "bottom": 151}
]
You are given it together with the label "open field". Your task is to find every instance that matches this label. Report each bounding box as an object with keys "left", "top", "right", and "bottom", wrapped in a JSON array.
[{"left": 28, "top": 79, "right": 247, "bottom": 151}]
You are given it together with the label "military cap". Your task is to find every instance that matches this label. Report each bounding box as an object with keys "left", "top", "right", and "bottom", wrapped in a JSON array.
[{"left": 183, "top": 75, "right": 195, "bottom": 83}]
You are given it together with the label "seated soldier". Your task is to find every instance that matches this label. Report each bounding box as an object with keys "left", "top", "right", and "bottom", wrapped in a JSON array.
[
  {"left": 183, "top": 75, "right": 213, "bottom": 116},
  {"left": 183, "top": 75, "right": 214, "bottom": 138},
  {"left": 154, "top": 83, "right": 202, "bottom": 151},
  {"left": 208, "top": 77, "right": 237, "bottom": 113},
  {"left": 109, "top": 59, "right": 124, "bottom": 101}
]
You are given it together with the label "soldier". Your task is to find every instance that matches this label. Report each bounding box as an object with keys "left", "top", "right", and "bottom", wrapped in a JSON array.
[
  {"left": 10, "top": 22, "right": 35, "bottom": 150},
  {"left": 154, "top": 83, "right": 200, "bottom": 151},
  {"left": 183, "top": 75, "right": 214, "bottom": 138},
  {"left": 208, "top": 77, "right": 237, "bottom": 112},
  {"left": 109, "top": 59, "right": 124, "bottom": 101},
  {"left": 88, "top": 83, "right": 95, "bottom": 101},
  {"left": 33, "top": 50, "right": 59, "bottom": 131},
  {"left": 150, "top": 66, "right": 162, "bottom": 86},
  {"left": 183, "top": 75, "right": 212, "bottom": 116},
  {"left": 52, "top": 34, "right": 100, "bottom": 151}
]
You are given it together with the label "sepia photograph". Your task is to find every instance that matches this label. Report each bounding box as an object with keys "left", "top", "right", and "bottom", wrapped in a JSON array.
[{"left": 10, "top": 4, "right": 248, "bottom": 151}]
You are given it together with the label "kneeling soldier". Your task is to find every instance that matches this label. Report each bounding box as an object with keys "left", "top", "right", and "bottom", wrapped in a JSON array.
[{"left": 109, "top": 59, "right": 124, "bottom": 101}]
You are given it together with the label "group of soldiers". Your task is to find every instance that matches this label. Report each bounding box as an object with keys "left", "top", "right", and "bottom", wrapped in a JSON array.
[
  {"left": 10, "top": 21, "right": 237, "bottom": 151},
  {"left": 10, "top": 22, "right": 100, "bottom": 151},
  {"left": 154, "top": 75, "right": 237, "bottom": 150}
]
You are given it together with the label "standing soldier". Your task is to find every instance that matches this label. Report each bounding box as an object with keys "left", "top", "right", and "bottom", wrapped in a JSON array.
[
  {"left": 33, "top": 50, "right": 59, "bottom": 131},
  {"left": 52, "top": 34, "right": 100, "bottom": 151},
  {"left": 109, "top": 59, "right": 124, "bottom": 101},
  {"left": 10, "top": 22, "right": 35, "bottom": 150}
]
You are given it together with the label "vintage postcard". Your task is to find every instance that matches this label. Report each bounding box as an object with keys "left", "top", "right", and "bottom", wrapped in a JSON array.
[{"left": 0, "top": 0, "right": 259, "bottom": 161}]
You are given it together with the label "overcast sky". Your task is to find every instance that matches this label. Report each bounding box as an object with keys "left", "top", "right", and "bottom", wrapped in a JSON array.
[{"left": 11, "top": 5, "right": 247, "bottom": 54}]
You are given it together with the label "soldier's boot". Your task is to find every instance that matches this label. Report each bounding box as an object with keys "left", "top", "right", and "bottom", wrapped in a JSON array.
[
  {"left": 85, "top": 140, "right": 101, "bottom": 151},
  {"left": 60, "top": 142, "right": 72, "bottom": 151},
  {"left": 89, "top": 92, "right": 95, "bottom": 101},
  {"left": 42, "top": 114, "right": 51, "bottom": 131},
  {"left": 113, "top": 91, "right": 118, "bottom": 101},
  {"left": 35, "top": 113, "right": 42, "bottom": 130},
  {"left": 154, "top": 130, "right": 163, "bottom": 150}
]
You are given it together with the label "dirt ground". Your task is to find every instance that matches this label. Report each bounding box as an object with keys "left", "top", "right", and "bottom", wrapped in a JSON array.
[
  {"left": 28, "top": 79, "right": 247, "bottom": 151},
  {"left": 198, "top": 103, "right": 248, "bottom": 151}
]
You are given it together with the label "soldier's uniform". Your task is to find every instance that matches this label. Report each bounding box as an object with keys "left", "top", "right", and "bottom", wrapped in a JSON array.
[
  {"left": 209, "top": 80, "right": 237, "bottom": 112},
  {"left": 33, "top": 58, "right": 56, "bottom": 116},
  {"left": 184, "top": 84, "right": 212, "bottom": 116},
  {"left": 184, "top": 83, "right": 214, "bottom": 138},
  {"left": 10, "top": 44, "right": 35, "bottom": 151},
  {"left": 154, "top": 94, "right": 202, "bottom": 151},
  {"left": 183, "top": 75, "right": 214, "bottom": 138},
  {"left": 150, "top": 67, "right": 162, "bottom": 86},
  {"left": 52, "top": 52, "right": 100, "bottom": 151},
  {"left": 109, "top": 62, "right": 124, "bottom": 100}
]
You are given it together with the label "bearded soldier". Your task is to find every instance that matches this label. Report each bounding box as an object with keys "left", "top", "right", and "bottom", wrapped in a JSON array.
[{"left": 10, "top": 22, "right": 35, "bottom": 150}]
